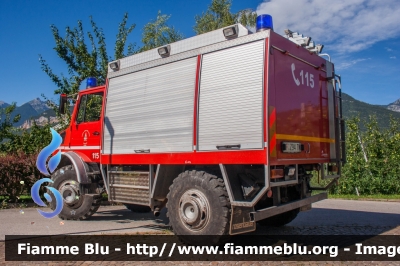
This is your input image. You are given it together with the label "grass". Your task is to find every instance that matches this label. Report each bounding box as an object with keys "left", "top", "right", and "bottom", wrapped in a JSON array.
[{"left": 0, "top": 195, "right": 32, "bottom": 200}]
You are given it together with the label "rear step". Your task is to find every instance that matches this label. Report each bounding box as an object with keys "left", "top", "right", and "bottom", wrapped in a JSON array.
[
  {"left": 108, "top": 171, "right": 150, "bottom": 205},
  {"left": 251, "top": 192, "right": 327, "bottom": 222}
]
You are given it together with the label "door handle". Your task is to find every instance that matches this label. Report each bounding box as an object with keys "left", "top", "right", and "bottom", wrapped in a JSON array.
[
  {"left": 134, "top": 149, "right": 150, "bottom": 153},
  {"left": 93, "top": 131, "right": 100, "bottom": 136},
  {"left": 216, "top": 144, "right": 241, "bottom": 150}
]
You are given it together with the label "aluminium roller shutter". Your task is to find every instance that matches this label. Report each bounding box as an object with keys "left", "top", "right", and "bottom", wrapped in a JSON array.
[
  {"left": 198, "top": 40, "right": 264, "bottom": 151},
  {"left": 103, "top": 57, "right": 197, "bottom": 154}
]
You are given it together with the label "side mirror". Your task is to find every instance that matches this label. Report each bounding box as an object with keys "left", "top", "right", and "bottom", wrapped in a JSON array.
[{"left": 59, "top": 94, "right": 67, "bottom": 114}]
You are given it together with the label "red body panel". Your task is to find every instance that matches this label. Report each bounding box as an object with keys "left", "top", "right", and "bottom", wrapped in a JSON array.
[
  {"left": 268, "top": 31, "right": 332, "bottom": 165},
  {"left": 101, "top": 150, "right": 267, "bottom": 165},
  {"left": 62, "top": 32, "right": 334, "bottom": 167}
]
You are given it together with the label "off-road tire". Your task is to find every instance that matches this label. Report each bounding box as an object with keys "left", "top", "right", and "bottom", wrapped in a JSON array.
[
  {"left": 257, "top": 208, "right": 299, "bottom": 227},
  {"left": 166, "top": 170, "right": 230, "bottom": 245},
  {"left": 49, "top": 165, "right": 101, "bottom": 220},
  {"left": 124, "top": 204, "right": 151, "bottom": 213}
]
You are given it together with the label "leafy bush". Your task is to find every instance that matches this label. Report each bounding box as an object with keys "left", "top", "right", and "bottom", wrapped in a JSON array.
[
  {"left": 0, "top": 122, "right": 51, "bottom": 155},
  {"left": 1, "top": 104, "right": 52, "bottom": 200},
  {"left": 0, "top": 153, "right": 42, "bottom": 201}
]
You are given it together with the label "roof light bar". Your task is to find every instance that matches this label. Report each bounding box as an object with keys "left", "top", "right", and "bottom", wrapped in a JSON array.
[{"left": 223, "top": 25, "right": 238, "bottom": 38}]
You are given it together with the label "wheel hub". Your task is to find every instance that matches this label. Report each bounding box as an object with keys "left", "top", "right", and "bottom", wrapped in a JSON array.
[
  {"left": 179, "top": 189, "right": 210, "bottom": 231},
  {"left": 59, "top": 180, "right": 80, "bottom": 205}
]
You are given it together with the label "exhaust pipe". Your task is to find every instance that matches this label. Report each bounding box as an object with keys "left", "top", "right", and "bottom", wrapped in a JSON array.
[{"left": 153, "top": 207, "right": 160, "bottom": 217}]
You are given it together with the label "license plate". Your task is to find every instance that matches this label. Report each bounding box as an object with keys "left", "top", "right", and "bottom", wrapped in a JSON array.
[{"left": 281, "top": 142, "right": 302, "bottom": 153}]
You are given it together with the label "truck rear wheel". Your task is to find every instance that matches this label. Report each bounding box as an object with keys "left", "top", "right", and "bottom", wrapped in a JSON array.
[
  {"left": 124, "top": 204, "right": 151, "bottom": 213},
  {"left": 257, "top": 208, "right": 299, "bottom": 227},
  {"left": 166, "top": 170, "right": 230, "bottom": 244},
  {"left": 49, "top": 165, "right": 101, "bottom": 220}
]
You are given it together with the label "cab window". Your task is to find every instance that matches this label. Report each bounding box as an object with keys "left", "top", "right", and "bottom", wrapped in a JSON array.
[{"left": 76, "top": 92, "right": 103, "bottom": 123}]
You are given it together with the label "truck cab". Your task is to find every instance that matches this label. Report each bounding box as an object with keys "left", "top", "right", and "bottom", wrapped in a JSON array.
[{"left": 59, "top": 85, "right": 105, "bottom": 163}]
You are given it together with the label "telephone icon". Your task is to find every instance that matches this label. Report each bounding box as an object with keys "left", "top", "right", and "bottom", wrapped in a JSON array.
[{"left": 291, "top": 63, "right": 300, "bottom": 86}]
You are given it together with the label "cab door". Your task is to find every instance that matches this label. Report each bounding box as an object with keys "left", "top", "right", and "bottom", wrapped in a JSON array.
[{"left": 69, "top": 91, "right": 104, "bottom": 161}]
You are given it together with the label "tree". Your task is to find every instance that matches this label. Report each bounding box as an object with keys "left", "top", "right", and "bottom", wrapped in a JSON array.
[
  {"left": 194, "top": 0, "right": 257, "bottom": 35},
  {"left": 39, "top": 13, "right": 137, "bottom": 97},
  {"left": 38, "top": 11, "right": 182, "bottom": 130},
  {"left": 331, "top": 115, "right": 400, "bottom": 195},
  {"left": 40, "top": 11, "right": 183, "bottom": 98},
  {"left": 0, "top": 104, "right": 21, "bottom": 151},
  {"left": 0, "top": 104, "right": 51, "bottom": 155},
  {"left": 140, "top": 11, "right": 184, "bottom": 52}
]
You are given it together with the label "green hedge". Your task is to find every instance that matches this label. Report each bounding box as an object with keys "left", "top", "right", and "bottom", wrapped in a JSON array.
[{"left": 0, "top": 153, "right": 42, "bottom": 201}]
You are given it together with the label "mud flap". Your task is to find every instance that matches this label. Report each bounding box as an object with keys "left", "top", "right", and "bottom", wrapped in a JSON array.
[{"left": 229, "top": 205, "right": 256, "bottom": 235}]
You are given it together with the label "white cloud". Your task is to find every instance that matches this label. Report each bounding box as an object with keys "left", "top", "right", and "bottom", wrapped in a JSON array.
[
  {"left": 385, "top": 47, "right": 393, "bottom": 52},
  {"left": 256, "top": 0, "right": 400, "bottom": 54},
  {"left": 336, "top": 58, "right": 370, "bottom": 69},
  {"left": 390, "top": 56, "right": 397, "bottom": 59}
]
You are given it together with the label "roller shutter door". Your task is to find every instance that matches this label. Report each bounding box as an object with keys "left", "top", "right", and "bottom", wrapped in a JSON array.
[
  {"left": 103, "top": 57, "right": 197, "bottom": 154},
  {"left": 198, "top": 41, "right": 264, "bottom": 151}
]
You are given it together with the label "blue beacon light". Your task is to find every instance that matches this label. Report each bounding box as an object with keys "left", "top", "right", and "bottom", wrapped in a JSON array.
[
  {"left": 256, "top": 14, "right": 273, "bottom": 32},
  {"left": 86, "top": 77, "right": 97, "bottom": 88}
]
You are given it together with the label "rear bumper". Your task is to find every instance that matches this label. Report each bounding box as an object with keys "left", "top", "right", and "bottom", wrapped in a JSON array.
[{"left": 251, "top": 192, "right": 327, "bottom": 222}]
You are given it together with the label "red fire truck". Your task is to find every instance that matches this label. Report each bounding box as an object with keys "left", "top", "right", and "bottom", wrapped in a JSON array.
[{"left": 53, "top": 14, "right": 345, "bottom": 240}]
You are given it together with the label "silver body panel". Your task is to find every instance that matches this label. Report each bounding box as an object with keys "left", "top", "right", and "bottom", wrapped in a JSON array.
[
  {"left": 108, "top": 24, "right": 249, "bottom": 74},
  {"left": 198, "top": 40, "right": 265, "bottom": 151},
  {"left": 107, "top": 30, "right": 270, "bottom": 80},
  {"left": 104, "top": 29, "right": 270, "bottom": 155},
  {"left": 103, "top": 58, "right": 197, "bottom": 154}
]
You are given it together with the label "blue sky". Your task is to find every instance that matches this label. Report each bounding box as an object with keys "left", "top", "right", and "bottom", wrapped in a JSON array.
[{"left": 0, "top": 0, "right": 399, "bottom": 106}]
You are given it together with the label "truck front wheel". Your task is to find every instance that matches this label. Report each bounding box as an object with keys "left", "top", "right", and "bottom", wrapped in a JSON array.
[
  {"left": 166, "top": 170, "right": 230, "bottom": 244},
  {"left": 49, "top": 165, "right": 101, "bottom": 220}
]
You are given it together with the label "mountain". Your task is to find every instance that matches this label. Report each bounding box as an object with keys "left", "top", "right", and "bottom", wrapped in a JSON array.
[
  {"left": 20, "top": 108, "right": 57, "bottom": 129},
  {"left": 342, "top": 93, "right": 400, "bottom": 129},
  {"left": 387, "top": 99, "right": 400, "bottom": 112},
  {"left": 27, "top": 98, "right": 50, "bottom": 114},
  {"left": 0, "top": 101, "right": 10, "bottom": 108},
  {"left": 0, "top": 98, "right": 52, "bottom": 127}
]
